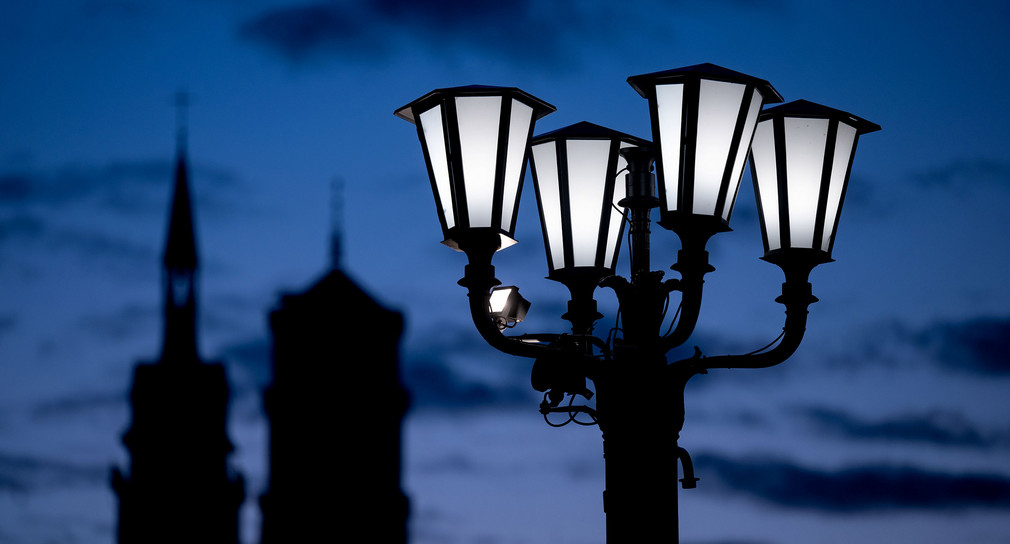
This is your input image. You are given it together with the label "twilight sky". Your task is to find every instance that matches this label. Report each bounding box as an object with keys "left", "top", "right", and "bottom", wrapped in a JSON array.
[{"left": 2, "top": 1, "right": 1010, "bottom": 543}]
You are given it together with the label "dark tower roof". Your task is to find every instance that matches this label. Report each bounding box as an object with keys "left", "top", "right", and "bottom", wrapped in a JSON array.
[{"left": 163, "top": 148, "right": 198, "bottom": 269}]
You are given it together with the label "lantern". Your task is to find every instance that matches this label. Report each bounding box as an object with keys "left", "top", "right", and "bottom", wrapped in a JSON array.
[
  {"left": 529, "top": 121, "right": 649, "bottom": 284},
  {"left": 627, "top": 63, "right": 782, "bottom": 236},
  {"left": 749, "top": 99, "right": 880, "bottom": 265},
  {"left": 396, "top": 85, "right": 555, "bottom": 251}
]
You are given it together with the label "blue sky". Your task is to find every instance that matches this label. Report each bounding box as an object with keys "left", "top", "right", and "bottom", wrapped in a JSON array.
[{"left": 2, "top": 0, "right": 1010, "bottom": 542}]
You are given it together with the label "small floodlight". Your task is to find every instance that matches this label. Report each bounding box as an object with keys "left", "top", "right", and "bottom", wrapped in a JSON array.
[{"left": 489, "top": 286, "right": 530, "bottom": 330}]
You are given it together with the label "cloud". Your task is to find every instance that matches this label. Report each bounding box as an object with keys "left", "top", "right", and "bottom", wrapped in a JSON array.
[
  {"left": 238, "top": 0, "right": 614, "bottom": 68},
  {"left": 798, "top": 406, "right": 1004, "bottom": 448},
  {"left": 0, "top": 314, "right": 14, "bottom": 337},
  {"left": 0, "top": 158, "right": 243, "bottom": 274},
  {"left": 814, "top": 315, "right": 1010, "bottom": 377},
  {"left": 0, "top": 450, "right": 107, "bottom": 494},
  {"left": 694, "top": 452, "right": 1010, "bottom": 512},
  {"left": 0, "top": 159, "right": 238, "bottom": 214},
  {"left": 403, "top": 355, "right": 533, "bottom": 410},
  {"left": 238, "top": 0, "right": 796, "bottom": 69},
  {"left": 916, "top": 315, "right": 1010, "bottom": 376},
  {"left": 911, "top": 158, "right": 1010, "bottom": 192},
  {"left": 30, "top": 391, "right": 126, "bottom": 421}
]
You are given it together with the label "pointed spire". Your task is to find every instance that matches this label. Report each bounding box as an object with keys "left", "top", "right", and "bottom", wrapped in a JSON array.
[
  {"left": 330, "top": 177, "right": 344, "bottom": 270},
  {"left": 161, "top": 90, "right": 200, "bottom": 363},
  {"left": 164, "top": 90, "right": 198, "bottom": 270}
]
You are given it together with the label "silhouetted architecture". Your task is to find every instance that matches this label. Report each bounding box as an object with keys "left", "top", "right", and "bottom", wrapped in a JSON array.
[
  {"left": 260, "top": 210, "right": 409, "bottom": 542},
  {"left": 111, "top": 125, "right": 244, "bottom": 543}
]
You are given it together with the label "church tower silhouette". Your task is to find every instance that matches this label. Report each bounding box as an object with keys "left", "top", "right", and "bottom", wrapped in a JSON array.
[
  {"left": 111, "top": 110, "right": 245, "bottom": 543},
  {"left": 259, "top": 181, "right": 410, "bottom": 542}
]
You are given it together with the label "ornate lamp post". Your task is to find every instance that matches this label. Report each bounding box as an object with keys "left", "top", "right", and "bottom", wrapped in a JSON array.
[{"left": 396, "top": 65, "right": 879, "bottom": 543}]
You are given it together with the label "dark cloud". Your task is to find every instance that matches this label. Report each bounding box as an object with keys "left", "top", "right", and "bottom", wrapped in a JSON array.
[
  {"left": 78, "top": 304, "right": 159, "bottom": 342},
  {"left": 218, "top": 336, "right": 273, "bottom": 390},
  {"left": 30, "top": 391, "right": 126, "bottom": 420},
  {"left": 0, "top": 215, "right": 43, "bottom": 242},
  {"left": 0, "top": 451, "right": 107, "bottom": 494},
  {"left": 0, "top": 159, "right": 242, "bottom": 272},
  {"left": 403, "top": 355, "right": 533, "bottom": 410},
  {"left": 239, "top": 0, "right": 795, "bottom": 69},
  {"left": 0, "top": 214, "right": 155, "bottom": 274},
  {"left": 239, "top": 0, "right": 595, "bottom": 68},
  {"left": 0, "top": 314, "right": 14, "bottom": 336},
  {"left": 916, "top": 315, "right": 1010, "bottom": 376},
  {"left": 0, "top": 159, "right": 238, "bottom": 213},
  {"left": 817, "top": 315, "right": 1010, "bottom": 377},
  {"left": 695, "top": 452, "right": 1010, "bottom": 511},
  {"left": 799, "top": 406, "right": 1002, "bottom": 448},
  {"left": 414, "top": 452, "right": 477, "bottom": 474},
  {"left": 912, "top": 158, "right": 1010, "bottom": 192}
]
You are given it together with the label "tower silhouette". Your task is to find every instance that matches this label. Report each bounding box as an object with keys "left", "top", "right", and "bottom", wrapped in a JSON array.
[
  {"left": 111, "top": 115, "right": 245, "bottom": 543},
  {"left": 259, "top": 185, "right": 410, "bottom": 542}
]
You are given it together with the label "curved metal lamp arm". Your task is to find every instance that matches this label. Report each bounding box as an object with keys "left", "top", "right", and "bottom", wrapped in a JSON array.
[
  {"left": 657, "top": 225, "right": 721, "bottom": 353},
  {"left": 672, "top": 255, "right": 822, "bottom": 370},
  {"left": 659, "top": 247, "right": 712, "bottom": 352},
  {"left": 456, "top": 230, "right": 600, "bottom": 363}
]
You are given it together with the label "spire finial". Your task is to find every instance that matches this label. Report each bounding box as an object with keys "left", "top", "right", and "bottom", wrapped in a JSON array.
[
  {"left": 173, "top": 89, "right": 191, "bottom": 154},
  {"left": 330, "top": 177, "right": 344, "bottom": 270}
]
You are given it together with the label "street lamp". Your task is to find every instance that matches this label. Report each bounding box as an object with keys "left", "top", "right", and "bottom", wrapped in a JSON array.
[{"left": 397, "top": 65, "right": 879, "bottom": 543}]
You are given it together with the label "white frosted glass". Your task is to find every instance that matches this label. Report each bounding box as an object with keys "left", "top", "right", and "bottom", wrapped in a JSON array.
[
  {"left": 566, "top": 139, "right": 611, "bottom": 267},
  {"left": 532, "top": 142, "right": 565, "bottom": 271},
  {"left": 784, "top": 117, "right": 828, "bottom": 248},
  {"left": 694, "top": 79, "right": 746, "bottom": 216},
  {"left": 604, "top": 143, "right": 631, "bottom": 268},
  {"left": 456, "top": 96, "right": 503, "bottom": 229},
  {"left": 419, "top": 105, "right": 454, "bottom": 229},
  {"left": 655, "top": 84, "right": 684, "bottom": 212},
  {"left": 750, "top": 121, "right": 780, "bottom": 251},
  {"left": 501, "top": 100, "right": 533, "bottom": 232},
  {"left": 821, "top": 122, "right": 857, "bottom": 251},
  {"left": 721, "top": 90, "right": 764, "bottom": 221}
]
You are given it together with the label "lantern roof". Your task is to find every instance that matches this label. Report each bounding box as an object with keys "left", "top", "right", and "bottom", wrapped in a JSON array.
[
  {"left": 627, "top": 63, "right": 783, "bottom": 104},
  {"left": 394, "top": 84, "right": 556, "bottom": 124},
  {"left": 759, "top": 99, "right": 881, "bottom": 135},
  {"left": 532, "top": 121, "right": 650, "bottom": 147}
]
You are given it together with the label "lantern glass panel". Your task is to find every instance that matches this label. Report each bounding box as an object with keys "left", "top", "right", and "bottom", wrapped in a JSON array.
[
  {"left": 605, "top": 143, "right": 632, "bottom": 268},
  {"left": 418, "top": 105, "right": 454, "bottom": 229},
  {"left": 784, "top": 117, "right": 829, "bottom": 249},
  {"left": 531, "top": 141, "right": 564, "bottom": 270},
  {"left": 455, "top": 96, "right": 503, "bottom": 229},
  {"left": 567, "top": 139, "right": 612, "bottom": 267},
  {"left": 694, "top": 79, "right": 747, "bottom": 217},
  {"left": 722, "top": 90, "right": 765, "bottom": 220},
  {"left": 502, "top": 100, "right": 534, "bottom": 233},
  {"left": 822, "top": 122, "right": 857, "bottom": 251},
  {"left": 656, "top": 83, "right": 684, "bottom": 213},
  {"left": 750, "top": 121, "right": 780, "bottom": 251}
]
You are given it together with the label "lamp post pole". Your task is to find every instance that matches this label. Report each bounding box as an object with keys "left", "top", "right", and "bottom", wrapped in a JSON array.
[{"left": 396, "top": 65, "right": 879, "bottom": 543}]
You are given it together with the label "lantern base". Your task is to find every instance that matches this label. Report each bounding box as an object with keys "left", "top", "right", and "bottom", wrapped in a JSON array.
[{"left": 442, "top": 227, "right": 517, "bottom": 253}]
